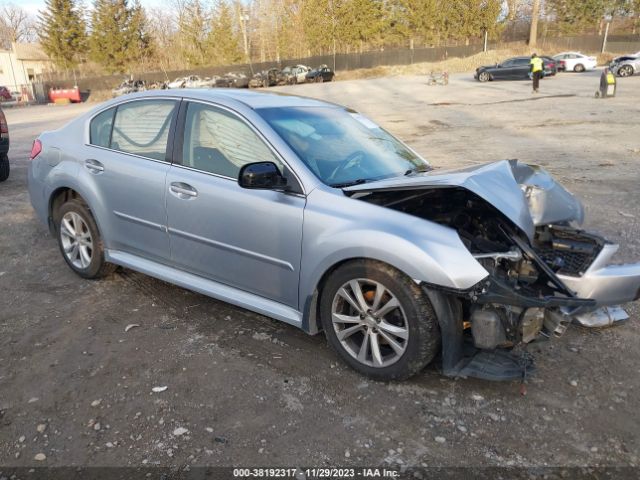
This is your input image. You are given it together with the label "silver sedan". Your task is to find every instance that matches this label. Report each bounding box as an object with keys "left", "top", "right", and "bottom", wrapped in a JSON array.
[{"left": 27, "top": 90, "right": 640, "bottom": 381}]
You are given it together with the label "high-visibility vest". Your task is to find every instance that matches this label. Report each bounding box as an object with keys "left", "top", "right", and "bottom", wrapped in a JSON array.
[{"left": 530, "top": 57, "right": 543, "bottom": 72}]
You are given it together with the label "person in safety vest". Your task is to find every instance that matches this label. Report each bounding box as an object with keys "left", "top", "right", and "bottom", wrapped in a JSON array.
[{"left": 530, "top": 53, "right": 543, "bottom": 93}]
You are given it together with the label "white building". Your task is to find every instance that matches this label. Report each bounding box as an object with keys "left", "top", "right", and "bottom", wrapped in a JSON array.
[{"left": 0, "top": 43, "right": 54, "bottom": 93}]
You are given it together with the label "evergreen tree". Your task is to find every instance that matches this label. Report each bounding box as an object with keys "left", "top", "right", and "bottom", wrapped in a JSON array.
[
  {"left": 207, "top": 0, "right": 243, "bottom": 65},
  {"left": 177, "top": 0, "right": 209, "bottom": 67},
  {"left": 89, "top": 0, "right": 151, "bottom": 73},
  {"left": 38, "top": 0, "right": 87, "bottom": 70}
]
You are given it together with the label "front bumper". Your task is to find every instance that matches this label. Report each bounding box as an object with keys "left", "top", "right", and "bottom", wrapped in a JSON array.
[{"left": 558, "top": 243, "right": 640, "bottom": 307}]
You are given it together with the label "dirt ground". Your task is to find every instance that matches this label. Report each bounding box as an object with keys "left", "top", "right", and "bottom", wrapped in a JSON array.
[{"left": 1, "top": 70, "right": 640, "bottom": 476}]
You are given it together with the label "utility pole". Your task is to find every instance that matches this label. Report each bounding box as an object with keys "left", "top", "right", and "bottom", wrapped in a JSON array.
[
  {"left": 528, "top": 0, "right": 540, "bottom": 48},
  {"left": 602, "top": 15, "right": 613, "bottom": 53},
  {"left": 238, "top": 8, "right": 253, "bottom": 74}
]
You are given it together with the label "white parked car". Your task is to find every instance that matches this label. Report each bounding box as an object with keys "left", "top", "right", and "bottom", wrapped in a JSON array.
[
  {"left": 552, "top": 52, "right": 597, "bottom": 73},
  {"left": 183, "top": 75, "right": 210, "bottom": 89},
  {"left": 167, "top": 77, "right": 187, "bottom": 89}
]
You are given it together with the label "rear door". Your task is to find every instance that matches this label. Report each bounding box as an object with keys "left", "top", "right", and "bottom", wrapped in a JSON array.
[
  {"left": 83, "top": 98, "right": 178, "bottom": 261},
  {"left": 510, "top": 58, "right": 531, "bottom": 79},
  {"left": 165, "top": 101, "right": 305, "bottom": 307}
]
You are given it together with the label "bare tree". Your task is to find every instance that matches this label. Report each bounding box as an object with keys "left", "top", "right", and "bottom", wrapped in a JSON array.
[
  {"left": 0, "top": 3, "right": 37, "bottom": 49},
  {"left": 528, "top": 0, "right": 540, "bottom": 47}
]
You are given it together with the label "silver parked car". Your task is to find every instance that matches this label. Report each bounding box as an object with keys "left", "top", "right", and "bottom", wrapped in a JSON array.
[
  {"left": 610, "top": 53, "right": 640, "bottom": 77},
  {"left": 27, "top": 90, "right": 640, "bottom": 381}
]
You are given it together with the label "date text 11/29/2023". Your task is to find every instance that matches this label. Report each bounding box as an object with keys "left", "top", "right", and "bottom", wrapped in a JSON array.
[{"left": 232, "top": 467, "right": 400, "bottom": 478}]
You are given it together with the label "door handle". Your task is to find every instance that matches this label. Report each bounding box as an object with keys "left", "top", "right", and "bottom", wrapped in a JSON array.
[
  {"left": 85, "top": 159, "right": 104, "bottom": 174},
  {"left": 170, "top": 182, "right": 198, "bottom": 199}
]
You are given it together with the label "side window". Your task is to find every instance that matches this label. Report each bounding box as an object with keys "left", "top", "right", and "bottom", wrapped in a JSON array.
[
  {"left": 514, "top": 58, "right": 529, "bottom": 66},
  {"left": 111, "top": 100, "right": 177, "bottom": 161},
  {"left": 90, "top": 108, "right": 115, "bottom": 148},
  {"left": 182, "top": 102, "right": 283, "bottom": 178}
]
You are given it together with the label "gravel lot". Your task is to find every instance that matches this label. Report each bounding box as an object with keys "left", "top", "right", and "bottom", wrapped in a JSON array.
[{"left": 1, "top": 70, "right": 639, "bottom": 475}]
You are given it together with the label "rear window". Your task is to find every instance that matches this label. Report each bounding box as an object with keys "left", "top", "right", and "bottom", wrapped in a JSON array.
[{"left": 110, "top": 100, "right": 177, "bottom": 161}]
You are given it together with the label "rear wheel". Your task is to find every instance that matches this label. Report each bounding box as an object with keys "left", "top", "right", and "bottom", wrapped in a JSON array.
[
  {"left": 618, "top": 65, "right": 634, "bottom": 77},
  {"left": 573, "top": 63, "right": 585, "bottom": 73},
  {"left": 0, "top": 153, "right": 9, "bottom": 182},
  {"left": 55, "top": 199, "right": 116, "bottom": 279},
  {"left": 478, "top": 72, "right": 490, "bottom": 82},
  {"left": 320, "top": 260, "right": 440, "bottom": 380}
]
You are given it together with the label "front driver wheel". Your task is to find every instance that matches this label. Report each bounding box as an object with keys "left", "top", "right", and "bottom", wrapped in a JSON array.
[
  {"left": 573, "top": 63, "right": 585, "bottom": 73},
  {"left": 478, "top": 72, "right": 490, "bottom": 82},
  {"left": 55, "top": 199, "right": 116, "bottom": 279},
  {"left": 320, "top": 260, "right": 440, "bottom": 380}
]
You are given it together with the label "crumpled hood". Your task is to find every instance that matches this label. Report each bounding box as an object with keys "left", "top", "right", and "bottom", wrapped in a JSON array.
[{"left": 344, "top": 160, "right": 584, "bottom": 240}]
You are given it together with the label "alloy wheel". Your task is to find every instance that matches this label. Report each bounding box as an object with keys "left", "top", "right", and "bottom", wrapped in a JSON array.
[
  {"left": 60, "top": 211, "right": 94, "bottom": 269},
  {"left": 620, "top": 65, "right": 633, "bottom": 77},
  {"left": 331, "top": 278, "right": 409, "bottom": 367}
]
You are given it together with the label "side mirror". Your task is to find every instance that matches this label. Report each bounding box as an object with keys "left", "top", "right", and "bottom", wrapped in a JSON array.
[{"left": 238, "top": 162, "right": 288, "bottom": 190}]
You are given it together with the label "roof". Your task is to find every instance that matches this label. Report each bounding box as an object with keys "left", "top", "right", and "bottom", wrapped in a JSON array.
[
  {"left": 12, "top": 43, "right": 50, "bottom": 61},
  {"left": 130, "top": 88, "right": 341, "bottom": 110}
]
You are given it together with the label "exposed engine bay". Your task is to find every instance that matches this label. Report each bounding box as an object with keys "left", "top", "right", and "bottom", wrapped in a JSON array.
[
  {"left": 345, "top": 160, "right": 640, "bottom": 380},
  {"left": 352, "top": 187, "right": 599, "bottom": 345}
]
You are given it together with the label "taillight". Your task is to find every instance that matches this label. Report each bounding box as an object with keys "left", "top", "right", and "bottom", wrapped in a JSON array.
[
  {"left": 0, "top": 110, "right": 7, "bottom": 134},
  {"left": 30, "top": 139, "right": 42, "bottom": 160}
]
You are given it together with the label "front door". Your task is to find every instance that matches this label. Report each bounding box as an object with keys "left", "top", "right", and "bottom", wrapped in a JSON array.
[{"left": 165, "top": 102, "right": 305, "bottom": 308}]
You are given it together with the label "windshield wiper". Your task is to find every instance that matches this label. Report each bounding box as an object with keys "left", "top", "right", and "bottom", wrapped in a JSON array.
[
  {"left": 404, "top": 166, "right": 432, "bottom": 176},
  {"left": 330, "top": 178, "right": 369, "bottom": 188}
]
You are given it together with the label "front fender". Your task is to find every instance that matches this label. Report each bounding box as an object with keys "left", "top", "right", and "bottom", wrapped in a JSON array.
[{"left": 298, "top": 188, "right": 489, "bottom": 330}]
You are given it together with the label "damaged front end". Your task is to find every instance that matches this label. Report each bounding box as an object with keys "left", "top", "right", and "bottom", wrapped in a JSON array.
[{"left": 346, "top": 160, "right": 640, "bottom": 380}]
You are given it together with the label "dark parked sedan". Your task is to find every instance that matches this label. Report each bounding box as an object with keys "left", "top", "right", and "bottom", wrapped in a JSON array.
[
  {"left": 0, "top": 106, "right": 9, "bottom": 181},
  {"left": 305, "top": 65, "right": 334, "bottom": 83},
  {"left": 475, "top": 56, "right": 556, "bottom": 82}
]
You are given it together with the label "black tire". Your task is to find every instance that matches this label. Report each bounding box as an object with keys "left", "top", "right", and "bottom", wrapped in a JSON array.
[
  {"left": 320, "top": 260, "right": 440, "bottom": 381},
  {"left": 0, "top": 153, "right": 9, "bottom": 182},
  {"left": 478, "top": 71, "right": 490, "bottom": 82},
  {"left": 619, "top": 65, "right": 633, "bottom": 77},
  {"left": 315, "top": 75, "right": 323, "bottom": 83},
  {"left": 573, "top": 63, "right": 585, "bottom": 73},
  {"left": 55, "top": 199, "right": 116, "bottom": 279}
]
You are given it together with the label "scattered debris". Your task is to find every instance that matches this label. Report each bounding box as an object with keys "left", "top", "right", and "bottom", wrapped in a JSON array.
[
  {"left": 152, "top": 386, "right": 168, "bottom": 393},
  {"left": 34, "top": 453, "right": 46, "bottom": 461},
  {"left": 36, "top": 423, "right": 47, "bottom": 433},
  {"left": 173, "top": 427, "right": 189, "bottom": 436},
  {"left": 125, "top": 324, "right": 141, "bottom": 332},
  {"left": 214, "top": 436, "right": 228, "bottom": 444},
  {"left": 619, "top": 211, "right": 635, "bottom": 218},
  {"left": 91, "top": 399, "right": 102, "bottom": 407},
  {"left": 28, "top": 397, "right": 39, "bottom": 403},
  {"left": 94, "top": 422, "right": 101, "bottom": 431},
  {"left": 435, "top": 436, "right": 446, "bottom": 444},
  {"left": 570, "top": 380, "right": 578, "bottom": 387}
]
